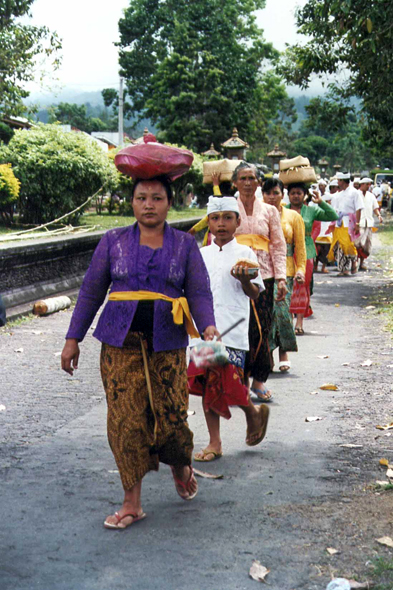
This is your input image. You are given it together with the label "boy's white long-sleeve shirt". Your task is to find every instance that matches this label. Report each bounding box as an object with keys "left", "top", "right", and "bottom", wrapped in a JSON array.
[{"left": 191, "top": 238, "right": 264, "bottom": 351}]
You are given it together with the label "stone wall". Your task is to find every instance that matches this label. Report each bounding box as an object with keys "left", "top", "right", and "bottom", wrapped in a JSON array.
[{"left": 0, "top": 218, "right": 202, "bottom": 312}]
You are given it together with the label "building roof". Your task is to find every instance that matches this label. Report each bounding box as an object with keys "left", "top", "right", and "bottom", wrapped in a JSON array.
[
  {"left": 221, "top": 128, "right": 249, "bottom": 149},
  {"left": 201, "top": 143, "right": 221, "bottom": 157},
  {"left": 267, "top": 144, "right": 287, "bottom": 158}
]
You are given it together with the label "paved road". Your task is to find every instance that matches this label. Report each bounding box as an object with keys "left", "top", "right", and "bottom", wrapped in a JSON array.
[{"left": 1, "top": 245, "right": 393, "bottom": 590}]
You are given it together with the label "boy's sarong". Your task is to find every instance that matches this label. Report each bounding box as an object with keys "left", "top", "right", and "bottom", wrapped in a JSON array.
[
  {"left": 188, "top": 348, "right": 248, "bottom": 420},
  {"left": 100, "top": 333, "right": 193, "bottom": 490},
  {"left": 269, "top": 277, "right": 297, "bottom": 353}
]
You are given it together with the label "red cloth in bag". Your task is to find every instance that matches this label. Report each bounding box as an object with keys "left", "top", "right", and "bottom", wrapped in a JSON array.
[{"left": 114, "top": 134, "right": 194, "bottom": 180}]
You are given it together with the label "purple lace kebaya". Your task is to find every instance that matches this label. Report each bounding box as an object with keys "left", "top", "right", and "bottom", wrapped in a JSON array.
[{"left": 66, "top": 222, "right": 215, "bottom": 352}]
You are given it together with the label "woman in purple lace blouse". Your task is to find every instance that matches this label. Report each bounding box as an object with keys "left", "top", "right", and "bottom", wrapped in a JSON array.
[{"left": 61, "top": 176, "right": 218, "bottom": 530}]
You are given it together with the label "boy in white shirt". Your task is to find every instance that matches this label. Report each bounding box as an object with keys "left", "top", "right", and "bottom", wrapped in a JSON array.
[
  {"left": 188, "top": 196, "right": 269, "bottom": 461},
  {"left": 356, "top": 177, "right": 383, "bottom": 270}
]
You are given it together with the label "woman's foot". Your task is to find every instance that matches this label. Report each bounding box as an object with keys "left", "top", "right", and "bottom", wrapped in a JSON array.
[
  {"left": 250, "top": 383, "right": 273, "bottom": 402},
  {"left": 171, "top": 465, "right": 198, "bottom": 500},
  {"left": 321, "top": 266, "right": 329, "bottom": 274},
  {"left": 278, "top": 350, "right": 290, "bottom": 372},
  {"left": 194, "top": 446, "right": 223, "bottom": 462},
  {"left": 295, "top": 326, "right": 304, "bottom": 335},
  {"left": 104, "top": 505, "right": 146, "bottom": 530}
]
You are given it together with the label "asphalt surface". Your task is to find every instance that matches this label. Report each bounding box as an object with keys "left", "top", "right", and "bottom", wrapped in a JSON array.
[{"left": 1, "top": 241, "right": 393, "bottom": 590}]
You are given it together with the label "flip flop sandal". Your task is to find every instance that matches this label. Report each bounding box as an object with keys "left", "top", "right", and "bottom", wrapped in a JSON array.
[
  {"left": 278, "top": 360, "right": 291, "bottom": 372},
  {"left": 194, "top": 449, "right": 223, "bottom": 462},
  {"left": 250, "top": 386, "right": 273, "bottom": 402},
  {"left": 171, "top": 466, "right": 198, "bottom": 501},
  {"left": 104, "top": 511, "right": 146, "bottom": 530},
  {"left": 295, "top": 327, "right": 304, "bottom": 335},
  {"left": 246, "top": 404, "right": 270, "bottom": 447}
]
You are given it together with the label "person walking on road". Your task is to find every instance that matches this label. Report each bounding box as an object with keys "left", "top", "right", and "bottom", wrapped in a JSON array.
[
  {"left": 286, "top": 182, "right": 338, "bottom": 334},
  {"left": 356, "top": 177, "right": 383, "bottom": 271},
  {"left": 328, "top": 172, "right": 364, "bottom": 276},
  {"left": 262, "top": 177, "right": 306, "bottom": 373},
  {"left": 233, "top": 162, "right": 288, "bottom": 402},
  {"left": 188, "top": 196, "right": 269, "bottom": 461},
  {"left": 61, "top": 176, "right": 218, "bottom": 530}
]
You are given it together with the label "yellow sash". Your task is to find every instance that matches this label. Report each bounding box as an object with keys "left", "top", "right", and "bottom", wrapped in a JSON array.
[
  {"left": 108, "top": 290, "right": 199, "bottom": 338},
  {"left": 235, "top": 234, "right": 269, "bottom": 252}
]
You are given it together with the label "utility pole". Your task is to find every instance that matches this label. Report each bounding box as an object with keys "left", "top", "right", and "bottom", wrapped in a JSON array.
[{"left": 118, "top": 76, "right": 124, "bottom": 148}]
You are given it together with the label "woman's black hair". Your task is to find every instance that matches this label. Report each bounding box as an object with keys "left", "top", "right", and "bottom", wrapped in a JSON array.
[
  {"left": 131, "top": 175, "right": 173, "bottom": 203},
  {"left": 287, "top": 182, "right": 308, "bottom": 195},
  {"left": 262, "top": 177, "right": 284, "bottom": 194}
]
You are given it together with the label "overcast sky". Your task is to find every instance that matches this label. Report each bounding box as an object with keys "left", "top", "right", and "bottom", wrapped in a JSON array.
[{"left": 25, "top": 0, "right": 311, "bottom": 95}]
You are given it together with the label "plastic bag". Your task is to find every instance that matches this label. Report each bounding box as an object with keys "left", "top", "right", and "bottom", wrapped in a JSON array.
[
  {"left": 114, "top": 134, "right": 194, "bottom": 180},
  {"left": 190, "top": 341, "right": 229, "bottom": 368}
]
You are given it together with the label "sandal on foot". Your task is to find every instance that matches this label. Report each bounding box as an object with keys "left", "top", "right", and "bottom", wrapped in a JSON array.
[
  {"left": 246, "top": 404, "right": 270, "bottom": 447},
  {"left": 295, "top": 327, "right": 304, "bottom": 335},
  {"left": 250, "top": 385, "right": 272, "bottom": 402},
  {"left": 104, "top": 510, "right": 146, "bottom": 530},
  {"left": 278, "top": 360, "right": 291, "bottom": 372},
  {"left": 194, "top": 449, "right": 223, "bottom": 462},
  {"left": 171, "top": 466, "right": 198, "bottom": 501}
]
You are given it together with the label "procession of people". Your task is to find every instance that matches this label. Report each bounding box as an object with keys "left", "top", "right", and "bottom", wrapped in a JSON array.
[{"left": 60, "top": 138, "right": 385, "bottom": 530}]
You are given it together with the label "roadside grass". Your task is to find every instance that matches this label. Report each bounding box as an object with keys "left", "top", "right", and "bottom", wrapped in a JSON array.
[
  {"left": 371, "top": 217, "right": 393, "bottom": 335},
  {"left": 0, "top": 313, "right": 36, "bottom": 334},
  {"left": 0, "top": 208, "right": 205, "bottom": 238},
  {"left": 79, "top": 208, "right": 206, "bottom": 230},
  {"left": 370, "top": 556, "right": 393, "bottom": 590}
]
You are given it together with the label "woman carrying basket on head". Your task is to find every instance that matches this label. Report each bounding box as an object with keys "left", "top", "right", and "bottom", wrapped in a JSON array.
[{"left": 61, "top": 164, "right": 218, "bottom": 530}]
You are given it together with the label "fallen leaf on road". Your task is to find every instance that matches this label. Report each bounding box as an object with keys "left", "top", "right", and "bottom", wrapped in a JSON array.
[
  {"left": 335, "top": 303, "right": 340, "bottom": 307},
  {"left": 31, "top": 330, "right": 43, "bottom": 335},
  {"left": 351, "top": 583, "right": 375, "bottom": 590},
  {"left": 387, "top": 365, "right": 393, "bottom": 369},
  {"left": 108, "top": 470, "right": 119, "bottom": 474},
  {"left": 193, "top": 469, "right": 223, "bottom": 479},
  {"left": 317, "top": 355, "right": 329, "bottom": 359},
  {"left": 361, "top": 359, "right": 373, "bottom": 367},
  {"left": 0, "top": 404, "right": 6, "bottom": 412},
  {"left": 376, "top": 536, "right": 393, "bottom": 548},
  {"left": 326, "top": 547, "right": 339, "bottom": 555},
  {"left": 376, "top": 480, "right": 391, "bottom": 487},
  {"left": 362, "top": 296, "right": 368, "bottom": 299},
  {"left": 365, "top": 305, "right": 376, "bottom": 310},
  {"left": 386, "top": 469, "right": 393, "bottom": 479},
  {"left": 187, "top": 410, "right": 195, "bottom": 416},
  {"left": 342, "top": 362, "right": 350, "bottom": 366},
  {"left": 340, "top": 444, "right": 363, "bottom": 448},
  {"left": 306, "top": 416, "right": 323, "bottom": 422},
  {"left": 310, "top": 391, "right": 319, "bottom": 395},
  {"left": 54, "top": 352, "right": 62, "bottom": 357},
  {"left": 310, "top": 330, "right": 319, "bottom": 334},
  {"left": 379, "top": 458, "right": 389, "bottom": 466},
  {"left": 249, "top": 560, "right": 270, "bottom": 583},
  {"left": 14, "top": 348, "right": 23, "bottom": 353},
  {"left": 320, "top": 384, "right": 338, "bottom": 390},
  {"left": 376, "top": 423, "right": 393, "bottom": 431}
]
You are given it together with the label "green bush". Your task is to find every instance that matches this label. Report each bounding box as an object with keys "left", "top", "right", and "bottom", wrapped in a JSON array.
[
  {"left": 0, "top": 124, "right": 118, "bottom": 224},
  {"left": 0, "top": 163, "right": 20, "bottom": 224},
  {"left": 0, "top": 122, "right": 14, "bottom": 145}
]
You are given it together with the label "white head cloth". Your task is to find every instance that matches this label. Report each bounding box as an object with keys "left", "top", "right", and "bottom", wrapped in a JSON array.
[
  {"left": 329, "top": 179, "right": 339, "bottom": 187},
  {"left": 353, "top": 177, "right": 361, "bottom": 183},
  {"left": 360, "top": 177, "right": 372, "bottom": 184},
  {"left": 318, "top": 179, "right": 327, "bottom": 186},
  {"left": 207, "top": 196, "right": 239, "bottom": 215},
  {"left": 336, "top": 172, "right": 351, "bottom": 180}
]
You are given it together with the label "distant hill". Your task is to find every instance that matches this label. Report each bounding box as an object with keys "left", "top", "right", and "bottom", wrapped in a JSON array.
[{"left": 24, "top": 89, "right": 106, "bottom": 107}]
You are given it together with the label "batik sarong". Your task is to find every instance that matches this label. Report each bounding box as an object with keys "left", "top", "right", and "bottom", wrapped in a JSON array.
[
  {"left": 245, "top": 277, "right": 274, "bottom": 382},
  {"left": 269, "top": 277, "right": 297, "bottom": 353},
  {"left": 188, "top": 348, "right": 248, "bottom": 420},
  {"left": 100, "top": 332, "right": 193, "bottom": 490}
]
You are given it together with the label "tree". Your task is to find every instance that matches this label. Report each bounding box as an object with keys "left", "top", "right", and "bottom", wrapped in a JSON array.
[
  {"left": 111, "top": 0, "right": 278, "bottom": 152},
  {"left": 0, "top": 124, "right": 118, "bottom": 224},
  {"left": 279, "top": 0, "right": 393, "bottom": 150},
  {"left": 49, "top": 103, "right": 107, "bottom": 133},
  {"left": 0, "top": 0, "right": 62, "bottom": 116}
]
